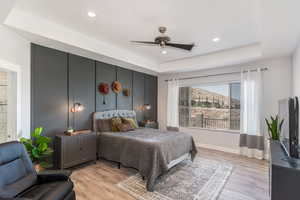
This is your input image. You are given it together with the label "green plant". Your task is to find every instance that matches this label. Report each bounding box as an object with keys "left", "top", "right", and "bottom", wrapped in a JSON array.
[
  {"left": 265, "top": 115, "right": 284, "bottom": 140},
  {"left": 20, "top": 127, "right": 53, "bottom": 168}
]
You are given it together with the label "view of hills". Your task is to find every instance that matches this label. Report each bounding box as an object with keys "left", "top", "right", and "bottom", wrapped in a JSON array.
[
  {"left": 179, "top": 86, "right": 240, "bottom": 130},
  {"left": 191, "top": 87, "right": 240, "bottom": 109}
]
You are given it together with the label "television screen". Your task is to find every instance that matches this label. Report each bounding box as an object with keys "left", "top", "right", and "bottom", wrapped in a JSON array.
[
  {"left": 278, "top": 97, "right": 299, "bottom": 158},
  {"left": 278, "top": 98, "right": 290, "bottom": 156}
]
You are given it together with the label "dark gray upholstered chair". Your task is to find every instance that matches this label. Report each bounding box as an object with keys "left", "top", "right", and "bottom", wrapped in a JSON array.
[{"left": 0, "top": 141, "right": 76, "bottom": 200}]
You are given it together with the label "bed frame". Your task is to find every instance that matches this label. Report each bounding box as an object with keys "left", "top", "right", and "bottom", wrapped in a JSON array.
[{"left": 93, "top": 110, "right": 190, "bottom": 170}]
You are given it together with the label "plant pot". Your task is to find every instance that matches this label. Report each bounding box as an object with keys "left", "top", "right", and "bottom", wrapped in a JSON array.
[{"left": 34, "top": 163, "right": 44, "bottom": 172}]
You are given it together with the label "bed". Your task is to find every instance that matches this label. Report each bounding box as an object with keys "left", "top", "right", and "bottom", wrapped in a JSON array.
[{"left": 93, "top": 110, "right": 197, "bottom": 191}]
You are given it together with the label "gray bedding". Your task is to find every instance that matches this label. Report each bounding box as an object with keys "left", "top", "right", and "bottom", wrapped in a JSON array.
[{"left": 98, "top": 128, "right": 197, "bottom": 191}]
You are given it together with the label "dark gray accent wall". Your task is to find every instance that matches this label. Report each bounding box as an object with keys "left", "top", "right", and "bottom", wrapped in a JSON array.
[
  {"left": 68, "top": 54, "right": 95, "bottom": 130},
  {"left": 144, "top": 75, "right": 158, "bottom": 121},
  {"left": 117, "top": 68, "right": 133, "bottom": 110},
  {"left": 31, "top": 44, "right": 68, "bottom": 137},
  {"left": 96, "top": 62, "right": 117, "bottom": 111},
  {"left": 31, "top": 44, "right": 158, "bottom": 135},
  {"left": 133, "top": 72, "right": 145, "bottom": 122}
]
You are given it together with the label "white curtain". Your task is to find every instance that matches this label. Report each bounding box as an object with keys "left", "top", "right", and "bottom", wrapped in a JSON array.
[
  {"left": 167, "top": 79, "right": 179, "bottom": 128},
  {"left": 240, "top": 68, "right": 264, "bottom": 159}
]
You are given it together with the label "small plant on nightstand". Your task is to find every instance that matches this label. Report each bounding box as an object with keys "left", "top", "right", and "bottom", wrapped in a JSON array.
[{"left": 20, "top": 127, "right": 53, "bottom": 171}]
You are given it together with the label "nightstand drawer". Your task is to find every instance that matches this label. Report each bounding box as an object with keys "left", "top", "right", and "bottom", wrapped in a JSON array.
[{"left": 55, "top": 132, "right": 97, "bottom": 169}]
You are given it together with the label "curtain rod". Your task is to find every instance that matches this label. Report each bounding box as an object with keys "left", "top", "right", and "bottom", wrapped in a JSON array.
[{"left": 164, "top": 67, "right": 268, "bottom": 82}]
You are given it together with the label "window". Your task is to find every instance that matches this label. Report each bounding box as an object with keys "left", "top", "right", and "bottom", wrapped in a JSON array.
[{"left": 179, "top": 82, "right": 240, "bottom": 131}]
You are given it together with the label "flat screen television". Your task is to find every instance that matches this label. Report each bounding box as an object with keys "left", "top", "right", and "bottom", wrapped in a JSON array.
[{"left": 278, "top": 97, "right": 299, "bottom": 158}]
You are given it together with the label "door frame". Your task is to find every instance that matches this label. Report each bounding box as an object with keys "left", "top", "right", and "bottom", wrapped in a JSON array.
[{"left": 0, "top": 59, "right": 22, "bottom": 141}]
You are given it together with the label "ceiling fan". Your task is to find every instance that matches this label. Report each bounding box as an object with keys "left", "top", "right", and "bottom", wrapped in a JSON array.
[{"left": 131, "top": 26, "right": 195, "bottom": 54}]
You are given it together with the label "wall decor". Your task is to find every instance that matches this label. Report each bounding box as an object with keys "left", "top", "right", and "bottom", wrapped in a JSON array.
[
  {"left": 112, "top": 81, "right": 122, "bottom": 94},
  {"left": 123, "top": 88, "right": 130, "bottom": 97},
  {"left": 99, "top": 83, "right": 110, "bottom": 104},
  {"left": 31, "top": 44, "right": 157, "bottom": 136}
]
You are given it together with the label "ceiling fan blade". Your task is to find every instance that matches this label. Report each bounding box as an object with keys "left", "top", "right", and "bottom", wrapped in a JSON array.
[
  {"left": 131, "top": 41, "right": 159, "bottom": 45},
  {"left": 166, "top": 43, "right": 194, "bottom": 51}
]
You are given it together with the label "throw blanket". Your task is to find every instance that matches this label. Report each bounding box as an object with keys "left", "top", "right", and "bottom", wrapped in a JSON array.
[{"left": 98, "top": 128, "right": 197, "bottom": 191}]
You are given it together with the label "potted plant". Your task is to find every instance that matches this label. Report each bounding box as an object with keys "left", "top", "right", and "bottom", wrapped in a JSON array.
[
  {"left": 265, "top": 115, "right": 284, "bottom": 141},
  {"left": 20, "top": 127, "right": 53, "bottom": 171}
]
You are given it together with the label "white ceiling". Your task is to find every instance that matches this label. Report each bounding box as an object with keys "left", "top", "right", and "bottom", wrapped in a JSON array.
[
  {"left": 2, "top": 0, "right": 300, "bottom": 72},
  {"left": 13, "top": 0, "right": 260, "bottom": 63}
]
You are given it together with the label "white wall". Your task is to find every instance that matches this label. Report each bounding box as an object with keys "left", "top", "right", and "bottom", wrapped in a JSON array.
[
  {"left": 0, "top": 25, "right": 30, "bottom": 138},
  {"left": 158, "top": 56, "right": 292, "bottom": 153},
  {"left": 293, "top": 42, "right": 300, "bottom": 97}
]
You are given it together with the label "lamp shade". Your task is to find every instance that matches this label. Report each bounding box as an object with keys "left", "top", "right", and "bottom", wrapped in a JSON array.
[
  {"left": 71, "top": 103, "right": 84, "bottom": 113},
  {"left": 144, "top": 104, "right": 151, "bottom": 110}
]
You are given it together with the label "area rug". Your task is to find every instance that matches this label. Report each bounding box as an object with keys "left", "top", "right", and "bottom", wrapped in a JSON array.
[{"left": 117, "top": 158, "right": 233, "bottom": 200}]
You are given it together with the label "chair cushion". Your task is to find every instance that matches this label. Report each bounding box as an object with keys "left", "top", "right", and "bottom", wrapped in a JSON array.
[
  {"left": 18, "top": 181, "right": 74, "bottom": 200},
  {"left": 0, "top": 173, "right": 37, "bottom": 198},
  {"left": 0, "top": 141, "right": 37, "bottom": 198}
]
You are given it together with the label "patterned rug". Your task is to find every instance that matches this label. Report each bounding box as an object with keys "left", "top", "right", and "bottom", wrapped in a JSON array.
[{"left": 117, "top": 158, "right": 233, "bottom": 200}]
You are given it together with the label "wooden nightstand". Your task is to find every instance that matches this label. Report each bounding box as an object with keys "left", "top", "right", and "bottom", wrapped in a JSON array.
[
  {"left": 54, "top": 130, "right": 97, "bottom": 169},
  {"left": 139, "top": 121, "right": 159, "bottom": 129}
]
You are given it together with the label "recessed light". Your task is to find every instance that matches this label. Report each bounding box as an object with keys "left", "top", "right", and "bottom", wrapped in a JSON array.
[
  {"left": 88, "top": 12, "right": 96, "bottom": 18},
  {"left": 161, "top": 50, "right": 167, "bottom": 54},
  {"left": 212, "top": 37, "right": 220, "bottom": 42}
]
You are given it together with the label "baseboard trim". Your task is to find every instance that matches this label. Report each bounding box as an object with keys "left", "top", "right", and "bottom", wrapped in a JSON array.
[{"left": 196, "top": 143, "right": 239, "bottom": 154}]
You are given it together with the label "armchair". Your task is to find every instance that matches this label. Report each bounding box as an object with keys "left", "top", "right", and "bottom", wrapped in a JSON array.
[{"left": 0, "top": 141, "right": 76, "bottom": 200}]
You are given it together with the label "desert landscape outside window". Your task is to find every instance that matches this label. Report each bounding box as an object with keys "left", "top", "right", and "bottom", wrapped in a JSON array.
[{"left": 179, "top": 83, "right": 241, "bottom": 131}]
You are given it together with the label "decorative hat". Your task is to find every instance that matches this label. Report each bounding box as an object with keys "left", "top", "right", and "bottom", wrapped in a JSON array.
[
  {"left": 123, "top": 88, "right": 130, "bottom": 97},
  {"left": 99, "top": 83, "right": 109, "bottom": 95},
  {"left": 112, "top": 81, "right": 122, "bottom": 93}
]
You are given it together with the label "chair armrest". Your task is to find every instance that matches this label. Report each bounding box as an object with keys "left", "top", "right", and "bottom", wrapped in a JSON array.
[{"left": 37, "top": 170, "right": 72, "bottom": 183}]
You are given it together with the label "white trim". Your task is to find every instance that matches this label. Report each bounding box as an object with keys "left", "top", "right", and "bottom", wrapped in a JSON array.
[
  {"left": 196, "top": 143, "right": 240, "bottom": 155},
  {"left": 0, "top": 59, "right": 21, "bottom": 72},
  {"left": 181, "top": 127, "right": 240, "bottom": 135},
  {"left": 179, "top": 75, "right": 241, "bottom": 88},
  {"left": 179, "top": 79, "right": 241, "bottom": 88}
]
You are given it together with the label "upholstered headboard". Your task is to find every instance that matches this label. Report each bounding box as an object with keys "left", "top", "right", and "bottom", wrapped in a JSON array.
[{"left": 93, "top": 110, "right": 137, "bottom": 131}]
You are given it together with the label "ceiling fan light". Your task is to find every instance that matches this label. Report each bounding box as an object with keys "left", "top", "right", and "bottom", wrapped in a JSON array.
[
  {"left": 212, "top": 37, "right": 220, "bottom": 42},
  {"left": 88, "top": 11, "right": 96, "bottom": 18},
  {"left": 161, "top": 50, "right": 167, "bottom": 54}
]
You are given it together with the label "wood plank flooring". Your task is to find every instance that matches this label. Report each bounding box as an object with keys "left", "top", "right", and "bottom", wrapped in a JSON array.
[{"left": 71, "top": 148, "right": 269, "bottom": 200}]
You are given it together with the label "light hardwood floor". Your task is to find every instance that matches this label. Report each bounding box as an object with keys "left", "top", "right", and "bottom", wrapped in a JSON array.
[{"left": 71, "top": 148, "right": 269, "bottom": 200}]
